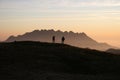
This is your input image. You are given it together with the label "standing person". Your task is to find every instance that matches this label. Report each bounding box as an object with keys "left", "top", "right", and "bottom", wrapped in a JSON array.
[
  {"left": 61, "top": 36, "right": 65, "bottom": 44},
  {"left": 52, "top": 36, "right": 55, "bottom": 43}
]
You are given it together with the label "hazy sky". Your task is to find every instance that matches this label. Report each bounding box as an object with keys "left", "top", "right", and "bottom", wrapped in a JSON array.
[{"left": 0, "top": 0, "right": 120, "bottom": 47}]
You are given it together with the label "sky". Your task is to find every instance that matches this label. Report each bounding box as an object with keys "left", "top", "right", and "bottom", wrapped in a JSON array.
[{"left": 0, "top": 0, "right": 120, "bottom": 47}]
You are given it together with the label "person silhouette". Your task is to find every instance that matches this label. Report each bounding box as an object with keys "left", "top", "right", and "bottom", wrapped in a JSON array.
[
  {"left": 61, "top": 36, "right": 65, "bottom": 44},
  {"left": 52, "top": 36, "right": 55, "bottom": 43}
]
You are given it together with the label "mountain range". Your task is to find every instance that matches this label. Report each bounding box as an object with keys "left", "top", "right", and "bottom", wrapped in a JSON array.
[{"left": 6, "top": 29, "right": 115, "bottom": 51}]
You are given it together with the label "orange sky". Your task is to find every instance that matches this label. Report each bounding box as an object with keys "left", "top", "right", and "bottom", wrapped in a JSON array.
[{"left": 0, "top": 0, "right": 120, "bottom": 47}]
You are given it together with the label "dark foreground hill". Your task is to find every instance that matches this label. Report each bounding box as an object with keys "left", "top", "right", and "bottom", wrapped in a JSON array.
[
  {"left": 0, "top": 41, "right": 120, "bottom": 80},
  {"left": 6, "top": 29, "right": 115, "bottom": 50}
]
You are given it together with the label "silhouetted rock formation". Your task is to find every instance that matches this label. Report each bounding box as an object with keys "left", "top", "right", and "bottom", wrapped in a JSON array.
[{"left": 6, "top": 29, "right": 114, "bottom": 50}]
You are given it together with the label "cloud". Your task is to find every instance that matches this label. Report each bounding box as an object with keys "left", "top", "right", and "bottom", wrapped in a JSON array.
[
  {"left": 1, "top": 0, "right": 120, "bottom": 10},
  {"left": 53, "top": 0, "right": 120, "bottom": 7},
  {"left": 0, "top": 0, "right": 120, "bottom": 18}
]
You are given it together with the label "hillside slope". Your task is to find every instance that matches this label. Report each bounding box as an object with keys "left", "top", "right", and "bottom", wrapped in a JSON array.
[
  {"left": 106, "top": 49, "right": 120, "bottom": 54},
  {"left": 0, "top": 41, "right": 120, "bottom": 80},
  {"left": 5, "top": 29, "right": 114, "bottom": 50}
]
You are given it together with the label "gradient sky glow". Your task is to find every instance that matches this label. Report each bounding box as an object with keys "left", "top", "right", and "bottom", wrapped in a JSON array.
[{"left": 0, "top": 0, "right": 120, "bottom": 47}]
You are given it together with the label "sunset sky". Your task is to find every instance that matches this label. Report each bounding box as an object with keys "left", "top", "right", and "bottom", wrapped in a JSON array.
[{"left": 0, "top": 0, "right": 120, "bottom": 47}]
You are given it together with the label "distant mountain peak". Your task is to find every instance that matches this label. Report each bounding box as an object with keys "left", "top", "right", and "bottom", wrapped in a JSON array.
[
  {"left": 33, "top": 29, "right": 40, "bottom": 32},
  {"left": 6, "top": 29, "right": 115, "bottom": 50},
  {"left": 7, "top": 35, "right": 15, "bottom": 40}
]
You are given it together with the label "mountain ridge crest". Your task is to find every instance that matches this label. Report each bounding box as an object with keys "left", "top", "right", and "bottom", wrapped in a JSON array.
[{"left": 6, "top": 29, "right": 114, "bottom": 51}]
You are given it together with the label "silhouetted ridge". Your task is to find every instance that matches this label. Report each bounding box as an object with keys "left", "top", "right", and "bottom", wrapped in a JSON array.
[{"left": 6, "top": 29, "right": 115, "bottom": 50}]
